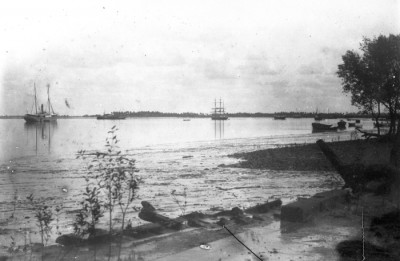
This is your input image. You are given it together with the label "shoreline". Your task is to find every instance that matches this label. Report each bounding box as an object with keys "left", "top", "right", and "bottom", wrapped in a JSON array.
[{"left": 1, "top": 138, "right": 399, "bottom": 260}]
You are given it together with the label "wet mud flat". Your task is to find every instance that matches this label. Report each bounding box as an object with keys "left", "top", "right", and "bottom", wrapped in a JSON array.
[{"left": 2, "top": 138, "right": 399, "bottom": 260}]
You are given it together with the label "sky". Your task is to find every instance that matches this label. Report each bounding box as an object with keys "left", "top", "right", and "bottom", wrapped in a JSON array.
[{"left": 0, "top": 0, "right": 399, "bottom": 115}]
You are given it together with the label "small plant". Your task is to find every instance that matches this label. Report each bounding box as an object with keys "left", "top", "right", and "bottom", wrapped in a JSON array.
[
  {"left": 73, "top": 179, "right": 103, "bottom": 237},
  {"left": 8, "top": 235, "right": 18, "bottom": 254},
  {"left": 76, "top": 126, "right": 140, "bottom": 235},
  {"left": 171, "top": 187, "right": 188, "bottom": 216},
  {"left": 54, "top": 204, "right": 63, "bottom": 236},
  {"left": 10, "top": 190, "right": 19, "bottom": 219},
  {"left": 28, "top": 196, "right": 54, "bottom": 246}
]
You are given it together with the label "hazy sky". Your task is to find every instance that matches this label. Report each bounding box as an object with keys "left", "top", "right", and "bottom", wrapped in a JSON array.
[{"left": 1, "top": 0, "right": 399, "bottom": 115}]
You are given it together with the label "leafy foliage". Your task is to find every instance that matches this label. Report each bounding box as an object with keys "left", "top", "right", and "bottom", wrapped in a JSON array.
[
  {"left": 27, "top": 196, "right": 54, "bottom": 246},
  {"left": 73, "top": 180, "right": 103, "bottom": 237},
  {"left": 337, "top": 34, "right": 400, "bottom": 135},
  {"left": 75, "top": 126, "right": 140, "bottom": 235}
]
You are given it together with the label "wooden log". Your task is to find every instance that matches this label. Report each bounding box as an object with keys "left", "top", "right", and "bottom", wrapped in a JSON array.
[
  {"left": 245, "top": 199, "right": 282, "bottom": 214},
  {"left": 138, "top": 201, "right": 183, "bottom": 230}
]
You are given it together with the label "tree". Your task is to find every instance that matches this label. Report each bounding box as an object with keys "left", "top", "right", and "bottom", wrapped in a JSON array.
[
  {"left": 337, "top": 34, "right": 400, "bottom": 166},
  {"left": 337, "top": 34, "right": 400, "bottom": 136}
]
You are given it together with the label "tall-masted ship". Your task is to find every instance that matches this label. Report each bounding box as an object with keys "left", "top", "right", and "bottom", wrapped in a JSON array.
[
  {"left": 24, "top": 84, "right": 58, "bottom": 123},
  {"left": 211, "top": 98, "right": 228, "bottom": 120}
]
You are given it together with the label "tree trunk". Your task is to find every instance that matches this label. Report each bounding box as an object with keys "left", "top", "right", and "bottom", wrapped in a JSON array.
[
  {"left": 376, "top": 102, "right": 381, "bottom": 135},
  {"left": 390, "top": 117, "right": 400, "bottom": 167}
]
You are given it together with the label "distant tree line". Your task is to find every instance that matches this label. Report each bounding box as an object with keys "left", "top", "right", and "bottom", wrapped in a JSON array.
[
  {"left": 99, "top": 111, "right": 379, "bottom": 119},
  {"left": 0, "top": 111, "right": 385, "bottom": 119}
]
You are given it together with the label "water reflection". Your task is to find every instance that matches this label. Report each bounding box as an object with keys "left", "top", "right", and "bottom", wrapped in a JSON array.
[
  {"left": 24, "top": 122, "right": 57, "bottom": 155},
  {"left": 214, "top": 120, "right": 225, "bottom": 139}
]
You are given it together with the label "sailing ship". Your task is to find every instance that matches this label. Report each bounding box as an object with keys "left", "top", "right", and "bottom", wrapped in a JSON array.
[
  {"left": 211, "top": 98, "right": 228, "bottom": 120},
  {"left": 274, "top": 115, "right": 286, "bottom": 120},
  {"left": 24, "top": 83, "right": 57, "bottom": 123},
  {"left": 314, "top": 108, "right": 323, "bottom": 121}
]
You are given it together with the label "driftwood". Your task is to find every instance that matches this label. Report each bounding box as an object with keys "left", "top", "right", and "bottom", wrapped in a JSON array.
[
  {"left": 355, "top": 127, "right": 387, "bottom": 140},
  {"left": 138, "top": 201, "right": 183, "bottom": 230},
  {"left": 245, "top": 199, "right": 282, "bottom": 214}
]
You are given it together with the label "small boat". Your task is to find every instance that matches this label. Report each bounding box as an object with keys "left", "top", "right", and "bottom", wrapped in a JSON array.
[
  {"left": 314, "top": 108, "right": 323, "bottom": 121},
  {"left": 274, "top": 115, "right": 286, "bottom": 120},
  {"left": 312, "top": 122, "right": 337, "bottom": 132},
  {"left": 354, "top": 119, "right": 362, "bottom": 128},
  {"left": 24, "top": 83, "right": 58, "bottom": 123},
  {"left": 183, "top": 118, "right": 191, "bottom": 121},
  {"left": 337, "top": 120, "right": 346, "bottom": 129},
  {"left": 374, "top": 121, "right": 390, "bottom": 128},
  {"left": 97, "top": 113, "right": 126, "bottom": 120},
  {"left": 211, "top": 98, "right": 228, "bottom": 120}
]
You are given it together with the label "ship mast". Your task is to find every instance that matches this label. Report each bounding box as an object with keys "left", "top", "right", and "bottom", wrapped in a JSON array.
[
  {"left": 47, "top": 84, "right": 52, "bottom": 114},
  {"left": 34, "top": 83, "right": 38, "bottom": 114},
  {"left": 47, "top": 84, "right": 55, "bottom": 115}
]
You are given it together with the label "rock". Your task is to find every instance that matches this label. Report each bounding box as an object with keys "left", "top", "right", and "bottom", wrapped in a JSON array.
[
  {"left": 245, "top": 199, "right": 282, "bottom": 214},
  {"left": 252, "top": 215, "right": 265, "bottom": 221},
  {"left": 214, "top": 207, "right": 244, "bottom": 217},
  {"left": 56, "top": 234, "right": 81, "bottom": 246},
  {"left": 31, "top": 243, "right": 44, "bottom": 252},
  {"left": 87, "top": 229, "right": 111, "bottom": 244},
  {"left": 231, "top": 215, "right": 252, "bottom": 225},
  {"left": 216, "top": 218, "right": 228, "bottom": 226},
  {"left": 281, "top": 190, "right": 349, "bottom": 222},
  {"left": 336, "top": 240, "right": 392, "bottom": 260},
  {"left": 273, "top": 213, "right": 281, "bottom": 219}
]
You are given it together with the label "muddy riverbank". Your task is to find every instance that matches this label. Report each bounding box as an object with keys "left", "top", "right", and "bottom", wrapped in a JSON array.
[{"left": 1, "top": 138, "right": 398, "bottom": 260}]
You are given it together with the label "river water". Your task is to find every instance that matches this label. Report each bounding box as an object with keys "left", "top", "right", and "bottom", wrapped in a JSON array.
[{"left": 0, "top": 117, "right": 372, "bottom": 249}]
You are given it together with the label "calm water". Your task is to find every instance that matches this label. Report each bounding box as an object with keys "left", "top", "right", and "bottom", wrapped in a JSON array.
[{"left": 0, "top": 117, "right": 370, "bottom": 250}]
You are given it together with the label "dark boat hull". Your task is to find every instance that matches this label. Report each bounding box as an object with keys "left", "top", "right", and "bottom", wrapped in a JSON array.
[
  {"left": 24, "top": 114, "right": 57, "bottom": 123},
  {"left": 337, "top": 121, "right": 346, "bottom": 129},
  {"left": 97, "top": 115, "right": 126, "bottom": 120},
  {"left": 211, "top": 115, "right": 228, "bottom": 120},
  {"left": 274, "top": 116, "right": 286, "bottom": 120},
  {"left": 312, "top": 122, "right": 337, "bottom": 133}
]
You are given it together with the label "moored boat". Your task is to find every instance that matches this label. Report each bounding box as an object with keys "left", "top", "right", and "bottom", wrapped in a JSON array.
[
  {"left": 211, "top": 98, "right": 228, "bottom": 120},
  {"left": 97, "top": 113, "right": 126, "bottom": 120},
  {"left": 312, "top": 122, "right": 337, "bottom": 132},
  {"left": 24, "top": 83, "right": 58, "bottom": 123},
  {"left": 337, "top": 120, "right": 346, "bottom": 129},
  {"left": 274, "top": 115, "right": 286, "bottom": 120}
]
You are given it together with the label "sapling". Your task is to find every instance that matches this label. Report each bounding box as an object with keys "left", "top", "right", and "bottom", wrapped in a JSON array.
[
  {"left": 54, "top": 204, "right": 62, "bottom": 236},
  {"left": 73, "top": 178, "right": 103, "bottom": 237},
  {"left": 28, "top": 196, "right": 54, "bottom": 246},
  {"left": 171, "top": 187, "right": 188, "bottom": 216},
  {"left": 77, "top": 126, "right": 140, "bottom": 235},
  {"left": 10, "top": 190, "right": 18, "bottom": 219}
]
